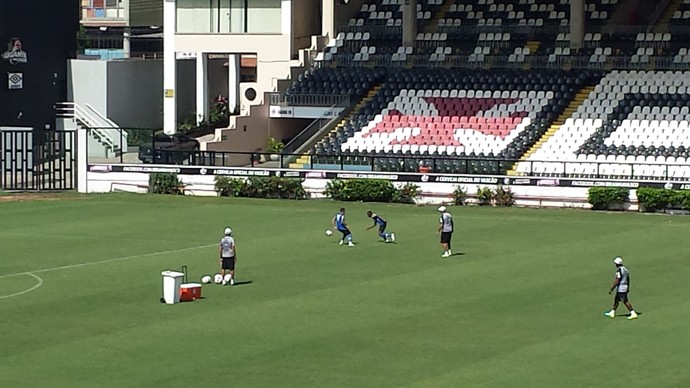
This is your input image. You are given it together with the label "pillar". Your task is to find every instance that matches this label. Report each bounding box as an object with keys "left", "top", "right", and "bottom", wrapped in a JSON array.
[
  {"left": 570, "top": 0, "right": 585, "bottom": 50},
  {"left": 322, "top": 0, "right": 335, "bottom": 39},
  {"left": 196, "top": 53, "right": 208, "bottom": 124},
  {"left": 123, "top": 27, "right": 131, "bottom": 58},
  {"left": 402, "top": 0, "right": 418, "bottom": 48},
  {"left": 228, "top": 54, "right": 240, "bottom": 114},
  {"left": 163, "top": 0, "right": 176, "bottom": 135},
  {"left": 76, "top": 128, "right": 88, "bottom": 193}
]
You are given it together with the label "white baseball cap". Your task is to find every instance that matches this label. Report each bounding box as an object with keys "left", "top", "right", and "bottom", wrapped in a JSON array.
[
  {"left": 224, "top": 227, "right": 233, "bottom": 236},
  {"left": 613, "top": 256, "right": 623, "bottom": 265},
  {"left": 437, "top": 206, "right": 446, "bottom": 212}
]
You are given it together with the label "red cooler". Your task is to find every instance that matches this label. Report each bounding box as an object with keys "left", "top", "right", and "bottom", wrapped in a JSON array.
[{"left": 179, "top": 283, "right": 202, "bottom": 301}]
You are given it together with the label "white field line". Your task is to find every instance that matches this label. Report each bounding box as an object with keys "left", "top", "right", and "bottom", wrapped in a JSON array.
[
  {"left": 0, "top": 231, "right": 204, "bottom": 245},
  {"left": 0, "top": 244, "right": 216, "bottom": 280},
  {"left": 0, "top": 273, "right": 43, "bottom": 300}
]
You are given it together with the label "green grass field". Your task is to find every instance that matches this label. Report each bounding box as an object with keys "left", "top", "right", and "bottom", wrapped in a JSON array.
[{"left": 1, "top": 193, "right": 690, "bottom": 387}]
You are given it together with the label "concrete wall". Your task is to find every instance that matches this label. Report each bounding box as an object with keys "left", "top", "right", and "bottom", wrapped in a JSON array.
[
  {"left": 107, "top": 60, "right": 163, "bottom": 129},
  {"left": 69, "top": 59, "right": 165, "bottom": 129},
  {"left": 0, "top": 0, "right": 78, "bottom": 131},
  {"left": 335, "top": 0, "right": 367, "bottom": 27},
  {"left": 207, "top": 92, "right": 308, "bottom": 155},
  {"left": 292, "top": 0, "right": 321, "bottom": 52},
  {"left": 68, "top": 60, "right": 109, "bottom": 115},
  {"left": 175, "top": 34, "right": 296, "bottom": 103},
  {"left": 81, "top": 168, "right": 626, "bottom": 211}
]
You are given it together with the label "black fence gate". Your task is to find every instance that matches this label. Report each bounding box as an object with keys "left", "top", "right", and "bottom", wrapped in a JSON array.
[{"left": 1, "top": 130, "right": 76, "bottom": 190}]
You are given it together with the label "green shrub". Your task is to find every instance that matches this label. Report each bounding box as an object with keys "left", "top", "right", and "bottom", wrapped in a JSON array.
[
  {"left": 393, "top": 183, "right": 421, "bottom": 204},
  {"left": 476, "top": 187, "right": 495, "bottom": 206},
  {"left": 587, "top": 187, "right": 628, "bottom": 210},
  {"left": 149, "top": 173, "right": 183, "bottom": 195},
  {"left": 215, "top": 176, "right": 308, "bottom": 199},
  {"left": 214, "top": 176, "right": 245, "bottom": 197},
  {"left": 636, "top": 187, "right": 673, "bottom": 212},
  {"left": 494, "top": 185, "right": 515, "bottom": 207},
  {"left": 671, "top": 190, "right": 690, "bottom": 210},
  {"left": 452, "top": 186, "right": 467, "bottom": 206},
  {"left": 324, "top": 179, "right": 397, "bottom": 202}
]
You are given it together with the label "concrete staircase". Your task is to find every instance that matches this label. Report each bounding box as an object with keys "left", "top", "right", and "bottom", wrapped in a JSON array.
[
  {"left": 525, "top": 41, "right": 541, "bottom": 55},
  {"left": 654, "top": 0, "right": 682, "bottom": 30},
  {"left": 288, "top": 84, "right": 384, "bottom": 169},
  {"left": 426, "top": 3, "right": 453, "bottom": 32},
  {"left": 507, "top": 85, "right": 595, "bottom": 175}
]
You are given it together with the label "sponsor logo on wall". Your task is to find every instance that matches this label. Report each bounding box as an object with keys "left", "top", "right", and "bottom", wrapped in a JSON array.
[
  {"left": 8, "top": 72, "right": 23, "bottom": 90},
  {"left": 2, "top": 38, "right": 28, "bottom": 65},
  {"left": 90, "top": 164, "right": 673, "bottom": 189}
]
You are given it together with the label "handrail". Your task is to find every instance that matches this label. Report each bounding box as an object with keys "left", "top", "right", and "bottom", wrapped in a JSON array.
[
  {"left": 57, "top": 102, "right": 127, "bottom": 153},
  {"left": 320, "top": 53, "right": 690, "bottom": 70},
  {"left": 647, "top": 0, "right": 672, "bottom": 30},
  {"left": 85, "top": 103, "right": 120, "bottom": 129},
  {"left": 281, "top": 96, "right": 351, "bottom": 156},
  {"left": 337, "top": 23, "right": 690, "bottom": 36},
  {"left": 270, "top": 93, "right": 352, "bottom": 107}
]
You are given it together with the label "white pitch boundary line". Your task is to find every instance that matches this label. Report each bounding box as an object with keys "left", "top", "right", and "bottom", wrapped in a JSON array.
[
  {"left": 0, "top": 231, "right": 205, "bottom": 245},
  {"left": 0, "top": 244, "right": 216, "bottom": 280},
  {"left": 0, "top": 273, "right": 43, "bottom": 300}
]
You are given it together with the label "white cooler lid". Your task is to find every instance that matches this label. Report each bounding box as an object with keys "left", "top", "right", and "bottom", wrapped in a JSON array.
[
  {"left": 180, "top": 283, "right": 202, "bottom": 288},
  {"left": 161, "top": 270, "right": 185, "bottom": 278}
]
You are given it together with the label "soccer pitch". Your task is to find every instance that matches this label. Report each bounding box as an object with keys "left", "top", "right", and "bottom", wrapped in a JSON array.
[{"left": 1, "top": 194, "right": 690, "bottom": 387}]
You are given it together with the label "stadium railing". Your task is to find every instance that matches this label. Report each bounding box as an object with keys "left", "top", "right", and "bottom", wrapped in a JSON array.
[
  {"left": 318, "top": 53, "right": 687, "bottom": 70},
  {"left": 270, "top": 93, "right": 352, "bottom": 107},
  {"left": 85, "top": 133, "right": 690, "bottom": 182}
]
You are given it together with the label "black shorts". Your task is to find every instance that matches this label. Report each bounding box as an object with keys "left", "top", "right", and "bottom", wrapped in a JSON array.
[
  {"left": 378, "top": 223, "right": 387, "bottom": 234},
  {"left": 440, "top": 232, "right": 452, "bottom": 244},
  {"left": 338, "top": 228, "right": 351, "bottom": 237},
  {"left": 614, "top": 292, "right": 628, "bottom": 303},
  {"left": 221, "top": 257, "right": 235, "bottom": 270}
]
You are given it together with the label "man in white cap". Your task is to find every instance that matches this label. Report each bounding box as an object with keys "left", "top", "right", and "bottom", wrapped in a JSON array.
[
  {"left": 219, "top": 227, "right": 236, "bottom": 286},
  {"left": 605, "top": 256, "right": 638, "bottom": 319},
  {"left": 437, "top": 206, "right": 453, "bottom": 258}
]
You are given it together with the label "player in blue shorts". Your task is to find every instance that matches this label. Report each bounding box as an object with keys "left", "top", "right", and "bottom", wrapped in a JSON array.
[
  {"left": 333, "top": 207, "right": 355, "bottom": 246},
  {"left": 366, "top": 210, "right": 395, "bottom": 243}
]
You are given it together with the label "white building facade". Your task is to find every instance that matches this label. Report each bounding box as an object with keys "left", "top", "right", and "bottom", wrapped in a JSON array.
[{"left": 163, "top": 0, "right": 338, "bottom": 136}]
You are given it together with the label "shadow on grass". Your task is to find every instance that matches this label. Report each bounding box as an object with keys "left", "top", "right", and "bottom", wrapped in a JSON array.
[{"left": 615, "top": 312, "right": 643, "bottom": 318}]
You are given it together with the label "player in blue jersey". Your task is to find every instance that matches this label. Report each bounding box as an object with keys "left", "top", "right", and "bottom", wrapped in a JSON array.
[
  {"left": 333, "top": 208, "right": 355, "bottom": 246},
  {"left": 366, "top": 210, "right": 395, "bottom": 243}
]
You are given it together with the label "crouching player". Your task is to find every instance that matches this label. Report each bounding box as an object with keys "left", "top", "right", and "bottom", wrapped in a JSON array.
[
  {"left": 333, "top": 208, "right": 355, "bottom": 246},
  {"left": 366, "top": 210, "right": 395, "bottom": 243}
]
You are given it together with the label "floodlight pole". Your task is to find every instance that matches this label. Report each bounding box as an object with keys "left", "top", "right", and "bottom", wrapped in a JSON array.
[{"left": 163, "top": 0, "right": 177, "bottom": 135}]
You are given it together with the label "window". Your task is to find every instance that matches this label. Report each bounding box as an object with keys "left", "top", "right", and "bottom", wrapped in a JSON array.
[{"left": 176, "top": 0, "right": 281, "bottom": 34}]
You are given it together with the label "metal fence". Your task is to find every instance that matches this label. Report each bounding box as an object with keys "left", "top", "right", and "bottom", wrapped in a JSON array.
[
  {"left": 316, "top": 53, "right": 690, "bottom": 71},
  {"left": 1, "top": 130, "right": 76, "bottom": 190},
  {"left": 337, "top": 23, "right": 690, "bottom": 37},
  {"left": 269, "top": 93, "right": 353, "bottom": 107},
  {"left": 83, "top": 130, "right": 690, "bottom": 182}
]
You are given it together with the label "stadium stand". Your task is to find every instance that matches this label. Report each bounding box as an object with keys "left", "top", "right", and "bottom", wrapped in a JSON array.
[
  {"left": 281, "top": 0, "right": 690, "bottom": 180},
  {"left": 517, "top": 70, "right": 690, "bottom": 179}
]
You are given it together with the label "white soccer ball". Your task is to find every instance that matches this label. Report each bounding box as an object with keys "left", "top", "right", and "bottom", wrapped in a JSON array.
[
  {"left": 223, "top": 274, "right": 232, "bottom": 283},
  {"left": 325, "top": 229, "right": 333, "bottom": 236},
  {"left": 201, "top": 275, "right": 212, "bottom": 284},
  {"left": 213, "top": 274, "right": 223, "bottom": 284}
]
